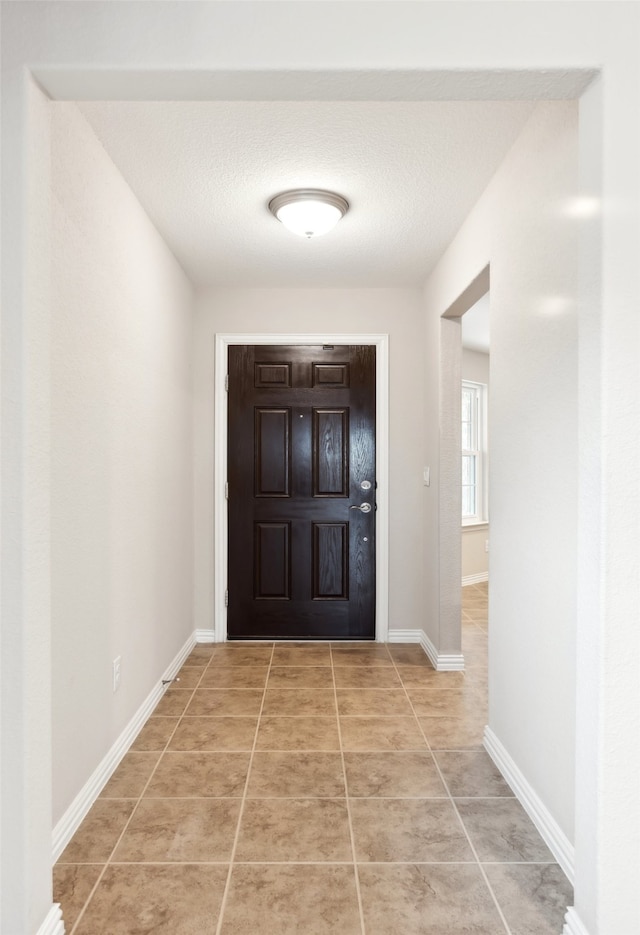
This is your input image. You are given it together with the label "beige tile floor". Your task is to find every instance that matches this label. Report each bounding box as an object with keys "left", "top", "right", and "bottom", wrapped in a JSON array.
[{"left": 54, "top": 582, "right": 573, "bottom": 933}]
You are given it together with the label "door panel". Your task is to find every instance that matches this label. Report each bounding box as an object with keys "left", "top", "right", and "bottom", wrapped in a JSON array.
[
  {"left": 313, "top": 409, "right": 349, "bottom": 496},
  {"left": 313, "top": 522, "right": 349, "bottom": 600},
  {"left": 312, "top": 362, "right": 350, "bottom": 387},
  {"left": 227, "top": 344, "right": 375, "bottom": 640},
  {"left": 254, "top": 362, "right": 292, "bottom": 387},
  {"left": 255, "top": 408, "right": 291, "bottom": 497},
  {"left": 254, "top": 522, "right": 291, "bottom": 599}
]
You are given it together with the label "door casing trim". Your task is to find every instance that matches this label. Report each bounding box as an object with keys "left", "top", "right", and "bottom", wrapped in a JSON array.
[{"left": 214, "top": 332, "right": 389, "bottom": 643}]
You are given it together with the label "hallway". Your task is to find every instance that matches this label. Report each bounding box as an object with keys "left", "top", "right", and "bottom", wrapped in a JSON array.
[{"left": 54, "top": 584, "right": 572, "bottom": 934}]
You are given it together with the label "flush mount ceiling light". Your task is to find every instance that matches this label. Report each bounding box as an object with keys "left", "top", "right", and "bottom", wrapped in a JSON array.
[{"left": 268, "top": 189, "right": 349, "bottom": 239}]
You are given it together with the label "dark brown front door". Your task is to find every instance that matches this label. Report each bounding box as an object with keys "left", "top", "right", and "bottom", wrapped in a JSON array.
[{"left": 227, "top": 344, "right": 376, "bottom": 640}]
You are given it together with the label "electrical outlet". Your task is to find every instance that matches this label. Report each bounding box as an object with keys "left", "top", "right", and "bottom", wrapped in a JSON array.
[
  {"left": 113, "top": 655, "right": 121, "bottom": 693},
  {"left": 485, "top": 539, "right": 489, "bottom": 553}
]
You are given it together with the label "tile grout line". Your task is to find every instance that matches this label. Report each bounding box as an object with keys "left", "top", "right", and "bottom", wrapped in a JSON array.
[
  {"left": 67, "top": 648, "right": 212, "bottom": 934},
  {"left": 331, "top": 642, "right": 368, "bottom": 935},
  {"left": 101, "top": 860, "right": 558, "bottom": 871},
  {"left": 55, "top": 790, "right": 528, "bottom": 810},
  {"left": 62, "top": 857, "right": 558, "bottom": 867},
  {"left": 421, "top": 761, "right": 514, "bottom": 935},
  {"left": 214, "top": 641, "right": 275, "bottom": 935},
  {"left": 392, "top": 638, "right": 513, "bottom": 935}
]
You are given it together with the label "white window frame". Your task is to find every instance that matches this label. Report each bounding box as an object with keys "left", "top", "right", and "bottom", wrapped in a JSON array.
[{"left": 461, "top": 380, "right": 488, "bottom": 526}]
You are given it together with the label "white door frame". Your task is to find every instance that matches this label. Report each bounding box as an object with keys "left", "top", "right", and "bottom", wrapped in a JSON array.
[{"left": 214, "top": 332, "right": 389, "bottom": 643}]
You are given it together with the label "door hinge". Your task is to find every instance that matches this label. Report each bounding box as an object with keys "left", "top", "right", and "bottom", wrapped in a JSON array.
[
  {"left": 225, "top": 374, "right": 229, "bottom": 392},
  {"left": 225, "top": 589, "right": 229, "bottom": 607},
  {"left": 225, "top": 481, "right": 229, "bottom": 499}
]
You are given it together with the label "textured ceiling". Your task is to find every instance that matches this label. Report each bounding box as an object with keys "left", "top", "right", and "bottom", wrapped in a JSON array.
[{"left": 77, "top": 100, "right": 536, "bottom": 288}]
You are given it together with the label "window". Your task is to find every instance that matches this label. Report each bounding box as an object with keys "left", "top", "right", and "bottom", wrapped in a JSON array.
[{"left": 462, "top": 381, "right": 487, "bottom": 524}]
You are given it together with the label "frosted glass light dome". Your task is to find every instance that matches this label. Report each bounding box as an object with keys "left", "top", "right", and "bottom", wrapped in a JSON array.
[{"left": 268, "top": 189, "right": 349, "bottom": 238}]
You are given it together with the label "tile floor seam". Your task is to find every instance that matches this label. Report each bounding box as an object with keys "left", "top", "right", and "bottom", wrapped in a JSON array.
[
  {"left": 340, "top": 794, "right": 448, "bottom": 800},
  {"left": 98, "top": 860, "right": 230, "bottom": 866},
  {"left": 214, "top": 640, "right": 275, "bottom": 935},
  {"left": 452, "top": 795, "right": 517, "bottom": 800},
  {"left": 67, "top": 655, "right": 209, "bottom": 935},
  {"left": 393, "top": 655, "right": 514, "bottom": 935},
  {"left": 79, "top": 857, "right": 512, "bottom": 866},
  {"left": 330, "top": 641, "right": 368, "bottom": 935},
  {"left": 133, "top": 794, "right": 244, "bottom": 799},
  {"left": 223, "top": 859, "right": 358, "bottom": 865}
]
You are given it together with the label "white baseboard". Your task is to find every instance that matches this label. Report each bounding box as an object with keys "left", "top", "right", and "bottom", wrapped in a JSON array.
[
  {"left": 387, "top": 628, "right": 422, "bottom": 643},
  {"left": 484, "top": 726, "right": 575, "bottom": 884},
  {"left": 52, "top": 632, "right": 195, "bottom": 862},
  {"left": 195, "top": 628, "right": 217, "bottom": 643},
  {"left": 388, "top": 629, "right": 465, "bottom": 671},
  {"left": 420, "top": 629, "right": 465, "bottom": 671},
  {"left": 37, "top": 903, "right": 64, "bottom": 935},
  {"left": 462, "top": 572, "right": 489, "bottom": 586},
  {"left": 563, "top": 908, "right": 590, "bottom": 935}
]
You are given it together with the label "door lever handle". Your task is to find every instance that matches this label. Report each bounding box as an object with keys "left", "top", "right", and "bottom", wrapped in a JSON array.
[{"left": 350, "top": 502, "right": 372, "bottom": 513}]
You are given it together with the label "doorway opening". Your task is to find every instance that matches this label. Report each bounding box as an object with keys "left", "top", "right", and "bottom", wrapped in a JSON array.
[
  {"left": 461, "top": 292, "right": 490, "bottom": 582},
  {"left": 439, "top": 265, "right": 490, "bottom": 666},
  {"left": 460, "top": 291, "right": 490, "bottom": 680}
]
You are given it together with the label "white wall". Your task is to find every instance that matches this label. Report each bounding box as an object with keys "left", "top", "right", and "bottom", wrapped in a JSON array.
[
  {"left": 462, "top": 527, "right": 488, "bottom": 581},
  {"left": 462, "top": 347, "right": 490, "bottom": 385},
  {"left": 50, "top": 103, "right": 194, "bottom": 824},
  {"left": 194, "top": 288, "right": 424, "bottom": 638},
  {"left": 424, "top": 101, "right": 578, "bottom": 843},
  {"left": 462, "top": 349, "right": 490, "bottom": 581}
]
